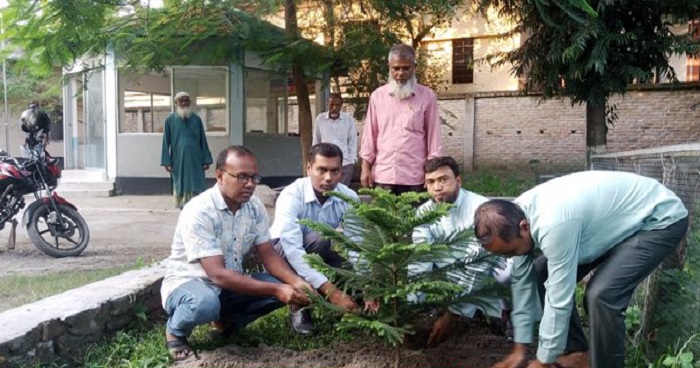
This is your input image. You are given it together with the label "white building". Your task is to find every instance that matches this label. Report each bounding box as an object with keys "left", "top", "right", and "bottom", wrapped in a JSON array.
[{"left": 61, "top": 47, "right": 327, "bottom": 195}]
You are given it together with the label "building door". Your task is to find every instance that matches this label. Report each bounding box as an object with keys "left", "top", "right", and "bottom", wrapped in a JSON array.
[
  {"left": 64, "top": 68, "right": 106, "bottom": 170},
  {"left": 84, "top": 68, "right": 106, "bottom": 169}
]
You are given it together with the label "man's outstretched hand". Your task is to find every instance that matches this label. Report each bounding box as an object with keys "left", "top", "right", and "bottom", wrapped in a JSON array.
[
  {"left": 364, "top": 299, "right": 379, "bottom": 314},
  {"left": 321, "top": 283, "right": 357, "bottom": 311},
  {"left": 427, "top": 310, "right": 459, "bottom": 346},
  {"left": 328, "top": 289, "right": 358, "bottom": 311},
  {"left": 491, "top": 343, "right": 527, "bottom": 368},
  {"left": 276, "top": 284, "right": 310, "bottom": 306}
]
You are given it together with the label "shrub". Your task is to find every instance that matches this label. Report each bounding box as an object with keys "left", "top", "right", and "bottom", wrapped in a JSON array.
[{"left": 300, "top": 188, "right": 504, "bottom": 368}]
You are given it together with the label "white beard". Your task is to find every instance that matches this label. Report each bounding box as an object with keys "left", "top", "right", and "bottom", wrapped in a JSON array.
[
  {"left": 388, "top": 75, "right": 417, "bottom": 100},
  {"left": 176, "top": 106, "right": 191, "bottom": 119}
]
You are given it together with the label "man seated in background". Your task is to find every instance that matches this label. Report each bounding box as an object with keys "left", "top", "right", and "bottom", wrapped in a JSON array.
[
  {"left": 411, "top": 156, "right": 513, "bottom": 346},
  {"left": 270, "top": 143, "right": 360, "bottom": 335}
]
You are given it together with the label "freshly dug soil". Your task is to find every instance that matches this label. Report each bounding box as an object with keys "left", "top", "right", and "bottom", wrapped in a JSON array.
[{"left": 193, "top": 318, "right": 521, "bottom": 368}]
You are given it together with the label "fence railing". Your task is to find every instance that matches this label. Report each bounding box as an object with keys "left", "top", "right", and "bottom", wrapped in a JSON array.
[{"left": 591, "top": 143, "right": 700, "bottom": 357}]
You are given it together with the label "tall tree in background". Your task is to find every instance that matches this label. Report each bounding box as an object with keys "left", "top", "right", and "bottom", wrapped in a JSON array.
[
  {"left": 285, "top": 0, "right": 314, "bottom": 170},
  {"left": 300, "top": 0, "right": 470, "bottom": 117},
  {"left": 476, "top": 1, "right": 700, "bottom": 359},
  {"left": 478, "top": 0, "right": 700, "bottom": 155}
]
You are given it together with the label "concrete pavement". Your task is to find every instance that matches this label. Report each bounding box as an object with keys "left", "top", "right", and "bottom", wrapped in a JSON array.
[
  {"left": 61, "top": 184, "right": 278, "bottom": 212},
  {"left": 67, "top": 194, "right": 178, "bottom": 212}
]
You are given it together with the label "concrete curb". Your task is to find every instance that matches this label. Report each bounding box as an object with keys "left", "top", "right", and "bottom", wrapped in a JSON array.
[{"left": 0, "top": 263, "right": 166, "bottom": 368}]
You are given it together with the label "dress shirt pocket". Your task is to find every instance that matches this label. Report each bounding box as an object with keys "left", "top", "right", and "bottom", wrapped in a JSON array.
[
  {"left": 403, "top": 103, "right": 425, "bottom": 133},
  {"left": 243, "top": 234, "right": 256, "bottom": 247}
]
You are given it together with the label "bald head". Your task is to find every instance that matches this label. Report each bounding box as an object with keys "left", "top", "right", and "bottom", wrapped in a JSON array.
[{"left": 474, "top": 199, "right": 527, "bottom": 247}]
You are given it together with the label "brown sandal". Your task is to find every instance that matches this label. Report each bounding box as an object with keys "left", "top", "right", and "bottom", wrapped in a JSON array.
[{"left": 167, "top": 337, "right": 194, "bottom": 362}]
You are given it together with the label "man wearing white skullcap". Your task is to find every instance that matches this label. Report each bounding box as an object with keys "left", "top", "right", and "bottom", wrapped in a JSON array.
[{"left": 161, "top": 91, "right": 213, "bottom": 209}]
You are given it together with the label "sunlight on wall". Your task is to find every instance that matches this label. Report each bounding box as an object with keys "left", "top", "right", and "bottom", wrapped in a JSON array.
[
  {"left": 420, "top": 6, "right": 520, "bottom": 93},
  {"left": 266, "top": 2, "right": 521, "bottom": 93}
]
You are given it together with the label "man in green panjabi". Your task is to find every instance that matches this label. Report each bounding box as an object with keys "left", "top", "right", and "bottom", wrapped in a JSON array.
[{"left": 161, "top": 91, "right": 213, "bottom": 209}]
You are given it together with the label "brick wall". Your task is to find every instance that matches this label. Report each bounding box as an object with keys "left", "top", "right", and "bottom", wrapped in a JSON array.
[
  {"left": 470, "top": 87, "right": 700, "bottom": 172},
  {"left": 288, "top": 86, "right": 700, "bottom": 174},
  {"left": 606, "top": 89, "right": 700, "bottom": 152},
  {"left": 473, "top": 96, "right": 587, "bottom": 172},
  {"left": 438, "top": 99, "right": 469, "bottom": 167}
]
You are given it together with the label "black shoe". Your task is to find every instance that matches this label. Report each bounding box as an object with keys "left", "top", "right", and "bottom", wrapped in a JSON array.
[{"left": 289, "top": 308, "right": 316, "bottom": 336}]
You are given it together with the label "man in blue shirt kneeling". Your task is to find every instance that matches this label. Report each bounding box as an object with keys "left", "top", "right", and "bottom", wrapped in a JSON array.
[{"left": 270, "top": 143, "right": 360, "bottom": 335}]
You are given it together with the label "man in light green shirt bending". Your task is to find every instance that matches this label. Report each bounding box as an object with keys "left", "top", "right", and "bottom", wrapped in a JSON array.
[{"left": 473, "top": 171, "right": 688, "bottom": 368}]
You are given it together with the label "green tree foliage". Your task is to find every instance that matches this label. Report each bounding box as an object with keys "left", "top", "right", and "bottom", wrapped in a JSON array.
[
  {"left": 3, "top": 0, "right": 330, "bottom": 75},
  {"left": 3, "top": 0, "right": 116, "bottom": 74},
  {"left": 0, "top": 63, "right": 62, "bottom": 112},
  {"left": 310, "top": 0, "right": 468, "bottom": 117},
  {"left": 299, "top": 188, "right": 504, "bottom": 368},
  {"left": 477, "top": 0, "right": 700, "bottom": 151}
]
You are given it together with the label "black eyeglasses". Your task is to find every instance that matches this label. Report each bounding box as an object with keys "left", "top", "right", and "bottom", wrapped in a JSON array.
[{"left": 222, "top": 171, "right": 262, "bottom": 184}]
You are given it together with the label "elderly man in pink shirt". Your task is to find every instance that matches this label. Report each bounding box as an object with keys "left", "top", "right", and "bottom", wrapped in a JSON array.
[{"left": 360, "top": 43, "right": 443, "bottom": 195}]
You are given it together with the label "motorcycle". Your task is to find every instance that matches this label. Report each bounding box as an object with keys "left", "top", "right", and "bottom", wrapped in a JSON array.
[{"left": 0, "top": 136, "right": 90, "bottom": 257}]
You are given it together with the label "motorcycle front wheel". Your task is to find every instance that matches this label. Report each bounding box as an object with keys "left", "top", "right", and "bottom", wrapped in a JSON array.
[{"left": 27, "top": 204, "right": 90, "bottom": 257}]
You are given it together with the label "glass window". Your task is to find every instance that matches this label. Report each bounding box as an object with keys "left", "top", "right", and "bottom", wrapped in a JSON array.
[
  {"left": 119, "top": 71, "right": 171, "bottom": 133},
  {"left": 118, "top": 66, "right": 229, "bottom": 134},
  {"left": 284, "top": 76, "right": 318, "bottom": 135},
  {"left": 173, "top": 66, "right": 229, "bottom": 133},
  {"left": 452, "top": 38, "right": 474, "bottom": 84},
  {"left": 245, "top": 68, "right": 288, "bottom": 134},
  {"left": 85, "top": 68, "right": 106, "bottom": 169}
]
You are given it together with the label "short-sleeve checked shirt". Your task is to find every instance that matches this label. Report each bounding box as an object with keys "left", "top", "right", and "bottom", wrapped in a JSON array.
[{"left": 160, "top": 185, "right": 271, "bottom": 307}]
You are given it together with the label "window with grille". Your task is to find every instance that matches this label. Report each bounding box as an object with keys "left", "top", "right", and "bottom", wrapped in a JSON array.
[{"left": 452, "top": 38, "right": 474, "bottom": 84}]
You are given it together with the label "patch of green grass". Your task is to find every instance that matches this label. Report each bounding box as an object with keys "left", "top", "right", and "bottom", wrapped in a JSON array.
[
  {"left": 81, "top": 324, "right": 170, "bottom": 368},
  {"left": 574, "top": 283, "right": 588, "bottom": 330},
  {"left": 461, "top": 170, "right": 535, "bottom": 197},
  {"left": 0, "top": 265, "right": 139, "bottom": 312},
  {"left": 78, "top": 307, "right": 364, "bottom": 368},
  {"left": 226, "top": 307, "right": 359, "bottom": 350}
]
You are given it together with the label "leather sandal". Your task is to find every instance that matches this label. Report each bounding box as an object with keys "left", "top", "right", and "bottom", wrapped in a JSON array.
[{"left": 166, "top": 337, "right": 195, "bottom": 362}]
